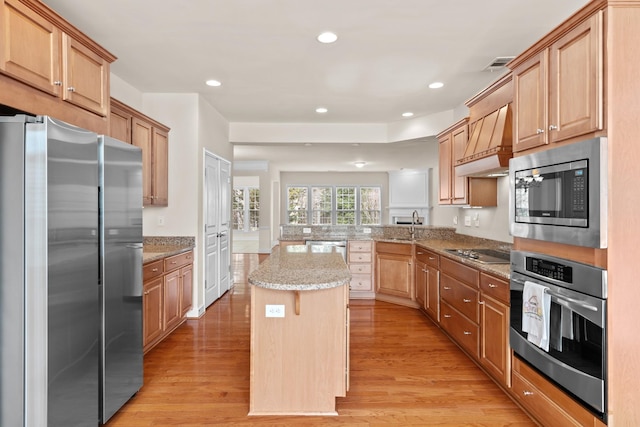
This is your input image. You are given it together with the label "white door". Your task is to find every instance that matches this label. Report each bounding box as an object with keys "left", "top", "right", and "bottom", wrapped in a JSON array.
[
  {"left": 218, "top": 159, "right": 231, "bottom": 294},
  {"left": 204, "top": 153, "right": 219, "bottom": 307}
]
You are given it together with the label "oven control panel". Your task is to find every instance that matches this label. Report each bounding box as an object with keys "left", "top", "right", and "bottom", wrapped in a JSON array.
[{"left": 526, "top": 257, "right": 573, "bottom": 283}]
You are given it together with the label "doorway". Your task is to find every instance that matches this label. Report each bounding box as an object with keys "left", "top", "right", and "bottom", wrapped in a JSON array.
[{"left": 232, "top": 175, "right": 260, "bottom": 253}]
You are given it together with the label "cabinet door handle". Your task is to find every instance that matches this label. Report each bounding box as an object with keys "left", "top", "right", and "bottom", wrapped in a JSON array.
[
  {"left": 186, "top": 255, "right": 192, "bottom": 259},
  {"left": 536, "top": 128, "right": 545, "bottom": 134},
  {"left": 478, "top": 301, "right": 485, "bottom": 305},
  {"left": 523, "top": 391, "right": 534, "bottom": 396},
  {"left": 417, "top": 251, "right": 423, "bottom": 255},
  {"left": 53, "top": 80, "right": 62, "bottom": 86},
  {"left": 171, "top": 261, "right": 177, "bottom": 264},
  {"left": 443, "top": 286, "right": 451, "bottom": 290},
  {"left": 549, "top": 125, "right": 558, "bottom": 131},
  {"left": 144, "top": 291, "right": 149, "bottom": 295},
  {"left": 67, "top": 86, "right": 76, "bottom": 92},
  {"left": 428, "top": 257, "right": 436, "bottom": 260},
  {"left": 488, "top": 283, "right": 498, "bottom": 288},
  {"left": 463, "top": 331, "right": 472, "bottom": 335},
  {"left": 444, "top": 314, "right": 452, "bottom": 318},
  {"left": 422, "top": 268, "right": 427, "bottom": 273},
  {"left": 151, "top": 268, "right": 159, "bottom": 272},
  {"left": 463, "top": 298, "right": 472, "bottom": 303}
]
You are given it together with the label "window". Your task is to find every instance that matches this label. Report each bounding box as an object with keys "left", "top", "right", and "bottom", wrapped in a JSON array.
[
  {"left": 311, "top": 187, "right": 332, "bottom": 225},
  {"left": 287, "top": 186, "right": 308, "bottom": 225},
  {"left": 360, "top": 187, "right": 381, "bottom": 225},
  {"left": 286, "top": 185, "right": 381, "bottom": 225},
  {"left": 233, "top": 187, "right": 260, "bottom": 232}
]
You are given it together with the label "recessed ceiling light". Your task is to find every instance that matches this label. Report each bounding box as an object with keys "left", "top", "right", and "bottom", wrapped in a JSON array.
[
  {"left": 402, "top": 112, "right": 414, "bottom": 117},
  {"left": 428, "top": 81, "right": 444, "bottom": 89},
  {"left": 206, "top": 79, "right": 222, "bottom": 87},
  {"left": 316, "top": 107, "right": 328, "bottom": 113},
  {"left": 317, "top": 32, "right": 338, "bottom": 44},
  {"left": 354, "top": 161, "right": 366, "bottom": 168}
]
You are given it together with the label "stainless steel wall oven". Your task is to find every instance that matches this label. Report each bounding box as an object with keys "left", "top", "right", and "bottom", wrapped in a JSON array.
[{"left": 510, "top": 250, "right": 607, "bottom": 420}]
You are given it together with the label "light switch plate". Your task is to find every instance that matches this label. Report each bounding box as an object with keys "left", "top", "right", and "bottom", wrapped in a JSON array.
[{"left": 363, "top": 227, "right": 372, "bottom": 234}]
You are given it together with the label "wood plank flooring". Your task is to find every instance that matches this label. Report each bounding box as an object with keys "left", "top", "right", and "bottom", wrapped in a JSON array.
[{"left": 105, "top": 254, "right": 535, "bottom": 426}]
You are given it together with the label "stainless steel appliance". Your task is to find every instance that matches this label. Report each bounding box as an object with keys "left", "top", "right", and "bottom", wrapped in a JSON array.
[
  {"left": 510, "top": 250, "right": 607, "bottom": 420},
  {"left": 305, "top": 240, "right": 347, "bottom": 261},
  {"left": 509, "top": 137, "right": 607, "bottom": 248},
  {"left": 0, "top": 115, "right": 143, "bottom": 426}
]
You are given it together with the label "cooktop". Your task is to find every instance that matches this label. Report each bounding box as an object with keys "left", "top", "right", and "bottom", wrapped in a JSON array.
[{"left": 444, "top": 248, "right": 511, "bottom": 264}]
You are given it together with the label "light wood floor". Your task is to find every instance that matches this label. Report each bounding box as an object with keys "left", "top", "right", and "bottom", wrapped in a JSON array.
[{"left": 105, "top": 254, "right": 535, "bottom": 426}]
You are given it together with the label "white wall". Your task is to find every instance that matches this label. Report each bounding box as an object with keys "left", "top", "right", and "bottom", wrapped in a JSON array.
[
  {"left": 110, "top": 76, "right": 232, "bottom": 316},
  {"left": 454, "top": 177, "right": 512, "bottom": 243}
]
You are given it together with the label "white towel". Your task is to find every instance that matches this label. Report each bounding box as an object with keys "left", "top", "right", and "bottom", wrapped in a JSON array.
[{"left": 522, "top": 281, "right": 551, "bottom": 352}]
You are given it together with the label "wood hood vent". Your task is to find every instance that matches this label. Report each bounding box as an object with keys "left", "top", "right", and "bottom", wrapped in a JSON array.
[{"left": 455, "top": 103, "right": 512, "bottom": 177}]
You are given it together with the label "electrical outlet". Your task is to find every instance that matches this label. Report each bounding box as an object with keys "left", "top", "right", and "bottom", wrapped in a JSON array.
[
  {"left": 453, "top": 215, "right": 458, "bottom": 225},
  {"left": 265, "top": 304, "right": 285, "bottom": 318},
  {"left": 363, "top": 227, "right": 372, "bottom": 234},
  {"left": 157, "top": 216, "right": 165, "bottom": 226},
  {"left": 473, "top": 213, "right": 480, "bottom": 227},
  {"left": 303, "top": 227, "right": 311, "bottom": 234},
  {"left": 464, "top": 215, "right": 471, "bottom": 226}
]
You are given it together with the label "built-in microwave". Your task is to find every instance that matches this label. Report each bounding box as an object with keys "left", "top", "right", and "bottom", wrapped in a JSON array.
[{"left": 509, "top": 137, "right": 607, "bottom": 248}]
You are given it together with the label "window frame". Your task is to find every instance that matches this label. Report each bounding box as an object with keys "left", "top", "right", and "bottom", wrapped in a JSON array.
[{"left": 286, "top": 185, "right": 382, "bottom": 225}]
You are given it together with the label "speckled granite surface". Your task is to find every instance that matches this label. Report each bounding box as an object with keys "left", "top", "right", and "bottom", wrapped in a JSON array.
[
  {"left": 143, "top": 236, "right": 195, "bottom": 263},
  {"left": 249, "top": 245, "right": 351, "bottom": 291}
]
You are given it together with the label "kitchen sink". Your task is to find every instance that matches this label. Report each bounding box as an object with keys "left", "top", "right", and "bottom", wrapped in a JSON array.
[{"left": 444, "top": 248, "right": 510, "bottom": 264}]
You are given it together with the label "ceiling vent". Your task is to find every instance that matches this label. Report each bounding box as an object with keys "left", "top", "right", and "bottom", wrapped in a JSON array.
[{"left": 483, "top": 56, "right": 515, "bottom": 71}]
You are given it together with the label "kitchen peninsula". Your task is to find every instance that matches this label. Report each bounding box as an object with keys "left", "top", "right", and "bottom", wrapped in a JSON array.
[{"left": 248, "top": 245, "right": 351, "bottom": 415}]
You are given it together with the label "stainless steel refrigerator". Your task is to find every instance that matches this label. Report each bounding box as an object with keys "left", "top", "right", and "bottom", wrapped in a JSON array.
[{"left": 0, "top": 115, "right": 143, "bottom": 426}]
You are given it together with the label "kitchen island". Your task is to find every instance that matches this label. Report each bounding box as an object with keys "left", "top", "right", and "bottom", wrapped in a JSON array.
[{"left": 248, "top": 245, "right": 351, "bottom": 415}]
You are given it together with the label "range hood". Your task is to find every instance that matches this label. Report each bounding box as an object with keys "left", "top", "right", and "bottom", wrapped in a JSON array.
[{"left": 455, "top": 103, "right": 512, "bottom": 177}]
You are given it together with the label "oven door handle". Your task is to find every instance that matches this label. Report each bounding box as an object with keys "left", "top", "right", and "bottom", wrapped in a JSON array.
[
  {"left": 511, "top": 277, "right": 599, "bottom": 312},
  {"left": 544, "top": 289, "right": 598, "bottom": 312}
]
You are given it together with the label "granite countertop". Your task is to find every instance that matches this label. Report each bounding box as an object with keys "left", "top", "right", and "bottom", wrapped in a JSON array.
[
  {"left": 143, "top": 236, "right": 196, "bottom": 264},
  {"left": 249, "top": 245, "right": 351, "bottom": 291},
  {"left": 413, "top": 239, "right": 511, "bottom": 280}
]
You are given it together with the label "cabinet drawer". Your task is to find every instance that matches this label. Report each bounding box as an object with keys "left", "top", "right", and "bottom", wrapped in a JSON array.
[
  {"left": 349, "top": 263, "right": 372, "bottom": 274},
  {"left": 164, "top": 250, "right": 193, "bottom": 271},
  {"left": 415, "top": 248, "right": 439, "bottom": 268},
  {"left": 440, "top": 274, "right": 479, "bottom": 322},
  {"left": 441, "top": 257, "right": 479, "bottom": 287},
  {"left": 349, "top": 240, "right": 372, "bottom": 252},
  {"left": 350, "top": 274, "right": 373, "bottom": 291},
  {"left": 376, "top": 241, "right": 412, "bottom": 256},
  {"left": 480, "top": 273, "right": 509, "bottom": 304},
  {"left": 143, "top": 260, "right": 164, "bottom": 281},
  {"left": 349, "top": 252, "right": 372, "bottom": 263},
  {"left": 512, "top": 356, "right": 600, "bottom": 427},
  {"left": 440, "top": 301, "right": 479, "bottom": 359}
]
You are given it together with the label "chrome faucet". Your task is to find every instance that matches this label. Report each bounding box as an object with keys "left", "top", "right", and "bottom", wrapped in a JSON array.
[{"left": 409, "top": 210, "right": 419, "bottom": 240}]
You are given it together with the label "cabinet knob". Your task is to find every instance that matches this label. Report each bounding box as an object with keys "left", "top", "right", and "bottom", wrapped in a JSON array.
[
  {"left": 53, "top": 80, "right": 62, "bottom": 86},
  {"left": 187, "top": 255, "right": 192, "bottom": 259},
  {"left": 536, "top": 128, "right": 545, "bottom": 134},
  {"left": 478, "top": 301, "right": 485, "bottom": 305},
  {"left": 67, "top": 86, "right": 76, "bottom": 92},
  {"left": 549, "top": 125, "right": 558, "bottom": 131},
  {"left": 422, "top": 268, "right": 427, "bottom": 273}
]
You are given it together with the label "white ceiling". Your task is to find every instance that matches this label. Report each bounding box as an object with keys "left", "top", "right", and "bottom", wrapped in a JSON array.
[{"left": 42, "top": 0, "right": 588, "bottom": 171}]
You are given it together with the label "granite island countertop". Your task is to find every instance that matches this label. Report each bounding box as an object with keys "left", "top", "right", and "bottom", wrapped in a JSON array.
[{"left": 249, "top": 245, "right": 351, "bottom": 291}]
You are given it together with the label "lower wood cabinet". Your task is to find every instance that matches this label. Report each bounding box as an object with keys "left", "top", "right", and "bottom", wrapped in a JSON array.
[
  {"left": 143, "top": 249, "right": 193, "bottom": 353},
  {"left": 479, "top": 273, "right": 510, "bottom": 387},
  {"left": 348, "top": 240, "right": 374, "bottom": 299},
  {"left": 512, "top": 355, "right": 606, "bottom": 427},
  {"left": 414, "top": 248, "right": 440, "bottom": 322},
  {"left": 375, "top": 242, "right": 416, "bottom": 307}
]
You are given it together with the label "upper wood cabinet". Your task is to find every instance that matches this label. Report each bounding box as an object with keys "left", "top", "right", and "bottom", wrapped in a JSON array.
[
  {"left": 438, "top": 119, "right": 497, "bottom": 207},
  {"left": 438, "top": 119, "right": 469, "bottom": 205},
  {"left": 110, "top": 98, "right": 170, "bottom": 207},
  {"left": 0, "top": 0, "right": 112, "bottom": 118},
  {"left": 511, "top": 11, "right": 604, "bottom": 152}
]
